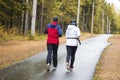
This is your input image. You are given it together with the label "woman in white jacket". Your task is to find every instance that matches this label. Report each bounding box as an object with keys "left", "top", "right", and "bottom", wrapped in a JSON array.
[{"left": 65, "top": 19, "right": 81, "bottom": 70}]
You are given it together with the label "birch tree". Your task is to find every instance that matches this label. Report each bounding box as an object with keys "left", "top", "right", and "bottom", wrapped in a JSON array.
[{"left": 31, "top": 0, "right": 37, "bottom": 36}]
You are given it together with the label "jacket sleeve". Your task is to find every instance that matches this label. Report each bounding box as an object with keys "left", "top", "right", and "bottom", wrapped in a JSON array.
[
  {"left": 65, "top": 27, "right": 68, "bottom": 38},
  {"left": 44, "top": 25, "right": 48, "bottom": 34},
  {"left": 58, "top": 25, "right": 62, "bottom": 37},
  {"left": 76, "top": 27, "right": 81, "bottom": 38}
]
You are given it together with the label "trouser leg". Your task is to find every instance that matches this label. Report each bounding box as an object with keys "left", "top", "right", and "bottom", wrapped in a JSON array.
[
  {"left": 46, "top": 44, "right": 53, "bottom": 65},
  {"left": 66, "top": 46, "right": 72, "bottom": 63},
  {"left": 53, "top": 44, "right": 58, "bottom": 67},
  {"left": 70, "top": 46, "right": 77, "bottom": 67}
]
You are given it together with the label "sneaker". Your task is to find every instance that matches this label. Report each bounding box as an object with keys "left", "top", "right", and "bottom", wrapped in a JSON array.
[
  {"left": 66, "top": 63, "right": 70, "bottom": 70},
  {"left": 53, "top": 67, "right": 57, "bottom": 70},
  {"left": 70, "top": 66, "right": 73, "bottom": 68},
  {"left": 46, "top": 63, "right": 50, "bottom": 71},
  {"left": 69, "top": 66, "right": 73, "bottom": 71}
]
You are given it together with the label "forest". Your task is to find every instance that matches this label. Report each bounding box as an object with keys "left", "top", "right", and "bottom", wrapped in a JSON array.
[{"left": 0, "top": 0, "right": 120, "bottom": 40}]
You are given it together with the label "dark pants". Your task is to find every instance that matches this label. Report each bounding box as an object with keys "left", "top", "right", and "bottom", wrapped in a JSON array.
[
  {"left": 46, "top": 43, "right": 58, "bottom": 67},
  {"left": 66, "top": 46, "right": 77, "bottom": 67}
]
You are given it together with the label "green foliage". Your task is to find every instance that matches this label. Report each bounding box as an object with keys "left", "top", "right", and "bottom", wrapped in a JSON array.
[
  {"left": 0, "top": 0, "right": 23, "bottom": 26},
  {"left": 0, "top": 0, "right": 120, "bottom": 38}
]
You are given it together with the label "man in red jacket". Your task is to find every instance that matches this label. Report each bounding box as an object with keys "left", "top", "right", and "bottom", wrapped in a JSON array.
[{"left": 44, "top": 16, "right": 62, "bottom": 71}]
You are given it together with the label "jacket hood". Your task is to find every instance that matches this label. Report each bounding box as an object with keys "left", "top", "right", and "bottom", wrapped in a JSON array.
[
  {"left": 67, "top": 25, "right": 76, "bottom": 30},
  {"left": 51, "top": 21, "right": 58, "bottom": 28}
]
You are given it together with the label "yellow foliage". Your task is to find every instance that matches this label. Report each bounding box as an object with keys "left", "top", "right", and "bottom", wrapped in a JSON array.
[
  {"left": 0, "top": 26, "right": 19, "bottom": 41},
  {"left": 0, "top": 26, "right": 47, "bottom": 41}
]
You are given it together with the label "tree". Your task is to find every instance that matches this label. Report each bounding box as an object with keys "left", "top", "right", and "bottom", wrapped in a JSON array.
[
  {"left": 24, "top": 0, "right": 29, "bottom": 35},
  {"left": 31, "top": 0, "right": 37, "bottom": 36},
  {"left": 0, "top": 0, "right": 120, "bottom": 37}
]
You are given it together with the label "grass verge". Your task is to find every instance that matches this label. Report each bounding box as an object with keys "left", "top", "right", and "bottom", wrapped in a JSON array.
[{"left": 93, "top": 35, "right": 112, "bottom": 80}]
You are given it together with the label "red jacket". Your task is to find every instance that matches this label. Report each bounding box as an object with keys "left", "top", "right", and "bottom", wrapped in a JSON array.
[{"left": 44, "top": 22, "right": 62, "bottom": 44}]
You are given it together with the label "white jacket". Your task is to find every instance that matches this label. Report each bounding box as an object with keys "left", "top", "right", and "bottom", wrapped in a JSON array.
[{"left": 65, "top": 24, "right": 81, "bottom": 46}]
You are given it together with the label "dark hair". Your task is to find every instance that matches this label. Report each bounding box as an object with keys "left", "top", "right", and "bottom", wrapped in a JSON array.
[
  {"left": 53, "top": 16, "right": 58, "bottom": 22},
  {"left": 70, "top": 19, "right": 77, "bottom": 26}
]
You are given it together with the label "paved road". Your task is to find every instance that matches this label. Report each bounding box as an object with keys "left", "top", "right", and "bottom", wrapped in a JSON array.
[{"left": 0, "top": 34, "right": 112, "bottom": 80}]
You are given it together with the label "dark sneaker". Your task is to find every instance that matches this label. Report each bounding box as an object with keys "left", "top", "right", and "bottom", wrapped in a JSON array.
[
  {"left": 69, "top": 66, "right": 73, "bottom": 71},
  {"left": 70, "top": 66, "right": 73, "bottom": 68}
]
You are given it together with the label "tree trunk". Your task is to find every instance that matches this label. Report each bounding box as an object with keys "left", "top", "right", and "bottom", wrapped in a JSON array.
[
  {"left": 102, "top": 10, "right": 104, "bottom": 34},
  {"left": 77, "top": 0, "right": 80, "bottom": 27},
  {"left": 9, "top": 8, "right": 13, "bottom": 29},
  {"left": 24, "top": 0, "right": 29, "bottom": 35},
  {"left": 31, "top": 0, "right": 37, "bottom": 36},
  {"left": 40, "top": 1, "right": 44, "bottom": 34},
  {"left": 82, "top": 6, "right": 85, "bottom": 32},
  {"left": 106, "top": 16, "right": 109, "bottom": 34},
  {"left": 21, "top": 0, "right": 25, "bottom": 35},
  {"left": 91, "top": 0, "right": 95, "bottom": 34}
]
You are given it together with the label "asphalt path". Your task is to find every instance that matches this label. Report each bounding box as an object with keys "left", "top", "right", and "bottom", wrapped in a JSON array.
[{"left": 0, "top": 34, "right": 112, "bottom": 80}]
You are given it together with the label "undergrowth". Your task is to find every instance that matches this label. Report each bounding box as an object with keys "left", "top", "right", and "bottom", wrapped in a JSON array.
[{"left": 0, "top": 26, "right": 46, "bottom": 42}]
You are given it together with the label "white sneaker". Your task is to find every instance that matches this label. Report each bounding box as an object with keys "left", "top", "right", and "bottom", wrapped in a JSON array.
[
  {"left": 53, "top": 67, "right": 57, "bottom": 70},
  {"left": 66, "top": 63, "right": 70, "bottom": 70},
  {"left": 46, "top": 63, "right": 50, "bottom": 71}
]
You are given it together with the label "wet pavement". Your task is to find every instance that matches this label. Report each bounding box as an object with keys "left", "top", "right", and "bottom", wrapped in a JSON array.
[{"left": 0, "top": 34, "right": 112, "bottom": 80}]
